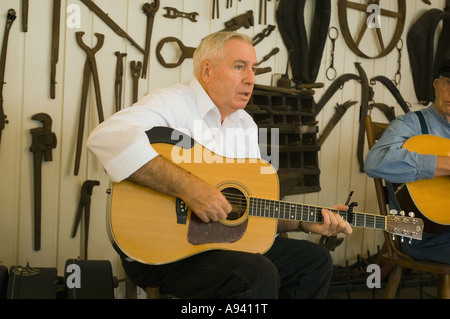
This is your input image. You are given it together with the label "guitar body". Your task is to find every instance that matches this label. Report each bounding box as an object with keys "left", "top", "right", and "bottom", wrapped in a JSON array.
[
  {"left": 110, "top": 140, "right": 279, "bottom": 265},
  {"left": 400, "top": 135, "right": 450, "bottom": 230}
]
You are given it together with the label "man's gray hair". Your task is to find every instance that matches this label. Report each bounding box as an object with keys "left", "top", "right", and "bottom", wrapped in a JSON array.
[{"left": 193, "top": 31, "right": 253, "bottom": 77}]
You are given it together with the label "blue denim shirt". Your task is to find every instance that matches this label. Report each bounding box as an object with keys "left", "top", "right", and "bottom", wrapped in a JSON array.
[
  {"left": 365, "top": 105, "right": 450, "bottom": 262},
  {"left": 365, "top": 104, "right": 450, "bottom": 184}
]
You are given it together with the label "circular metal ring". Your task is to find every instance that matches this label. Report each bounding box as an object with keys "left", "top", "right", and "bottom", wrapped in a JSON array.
[
  {"left": 328, "top": 26, "right": 340, "bottom": 40},
  {"left": 326, "top": 67, "right": 337, "bottom": 81}
]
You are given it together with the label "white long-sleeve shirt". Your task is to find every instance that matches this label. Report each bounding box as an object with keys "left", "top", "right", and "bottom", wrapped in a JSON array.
[{"left": 86, "top": 78, "right": 260, "bottom": 182}]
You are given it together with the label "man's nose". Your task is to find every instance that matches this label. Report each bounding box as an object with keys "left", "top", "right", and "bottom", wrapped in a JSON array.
[{"left": 244, "top": 67, "right": 256, "bottom": 85}]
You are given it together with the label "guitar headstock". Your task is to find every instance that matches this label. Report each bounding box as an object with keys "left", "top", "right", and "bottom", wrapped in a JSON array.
[{"left": 385, "top": 210, "right": 424, "bottom": 241}]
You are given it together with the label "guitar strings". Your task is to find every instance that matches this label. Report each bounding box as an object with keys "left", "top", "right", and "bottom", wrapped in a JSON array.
[{"left": 220, "top": 191, "right": 386, "bottom": 228}]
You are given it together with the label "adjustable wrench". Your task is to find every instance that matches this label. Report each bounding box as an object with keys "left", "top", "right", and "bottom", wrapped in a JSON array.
[{"left": 29, "top": 113, "right": 57, "bottom": 251}]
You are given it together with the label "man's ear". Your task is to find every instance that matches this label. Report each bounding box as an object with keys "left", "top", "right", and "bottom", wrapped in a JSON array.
[{"left": 200, "top": 60, "right": 212, "bottom": 83}]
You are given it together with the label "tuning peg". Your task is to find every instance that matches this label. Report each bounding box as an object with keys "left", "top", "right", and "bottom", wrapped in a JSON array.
[
  {"left": 400, "top": 210, "right": 405, "bottom": 216},
  {"left": 389, "top": 209, "right": 398, "bottom": 215},
  {"left": 408, "top": 212, "right": 415, "bottom": 218}
]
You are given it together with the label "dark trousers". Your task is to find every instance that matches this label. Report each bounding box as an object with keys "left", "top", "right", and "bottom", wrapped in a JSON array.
[{"left": 117, "top": 236, "right": 333, "bottom": 299}]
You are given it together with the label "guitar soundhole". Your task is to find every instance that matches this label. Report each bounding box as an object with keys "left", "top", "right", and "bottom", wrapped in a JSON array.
[{"left": 221, "top": 187, "right": 247, "bottom": 221}]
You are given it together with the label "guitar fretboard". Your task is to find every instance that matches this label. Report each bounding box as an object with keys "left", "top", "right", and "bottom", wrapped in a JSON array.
[{"left": 248, "top": 197, "right": 386, "bottom": 230}]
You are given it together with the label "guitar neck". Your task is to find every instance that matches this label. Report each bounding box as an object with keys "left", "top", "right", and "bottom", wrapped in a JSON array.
[{"left": 248, "top": 197, "right": 386, "bottom": 230}]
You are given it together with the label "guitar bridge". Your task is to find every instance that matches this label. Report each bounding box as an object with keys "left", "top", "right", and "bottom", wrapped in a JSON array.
[{"left": 176, "top": 198, "right": 188, "bottom": 224}]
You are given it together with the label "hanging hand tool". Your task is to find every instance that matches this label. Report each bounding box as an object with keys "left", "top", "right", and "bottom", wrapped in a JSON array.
[
  {"left": 258, "top": 47, "right": 279, "bottom": 65},
  {"left": 370, "top": 103, "right": 396, "bottom": 122},
  {"left": 315, "top": 73, "right": 360, "bottom": 116},
  {"left": 163, "top": 7, "right": 198, "bottom": 22},
  {"left": 223, "top": 10, "right": 254, "bottom": 31},
  {"left": 74, "top": 32, "right": 105, "bottom": 176},
  {"left": 22, "top": 0, "right": 28, "bottom": 32},
  {"left": 29, "top": 113, "right": 57, "bottom": 251},
  {"left": 50, "top": 0, "right": 61, "bottom": 99},
  {"left": 252, "top": 24, "right": 276, "bottom": 46},
  {"left": 0, "top": 9, "right": 16, "bottom": 147},
  {"left": 79, "top": 0, "right": 145, "bottom": 55},
  {"left": 276, "top": 52, "right": 292, "bottom": 88},
  {"left": 255, "top": 67, "right": 272, "bottom": 75},
  {"left": 130, "top": 61, "right": 142, "bottom": 103},
  {"left": 114, "top": 51, "right": 127, "bottom": 113},
  {"left": 156, "top": 37, "right": 196, "bottom": 68},
  {"left": 317, "top": 100, "right": 357, "bottom": 147},
  {"left": 370, "top": 75, "right": 410, "bottom": 114},
  {"left": 212, "top": 0, "right": 220, "bottom": 19},
  {"left": 142, "top": 1, "right": 159, "bottom": 79},
  {"left": 259, "top": 0, "right": 269, "bottom": 25},
  {"left": 71, "top": 180, "right": 100, "bottom": 260}
]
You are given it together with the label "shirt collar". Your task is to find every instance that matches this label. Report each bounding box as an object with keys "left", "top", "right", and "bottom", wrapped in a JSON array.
[
  {"left": 431, "top": 104, "right": 450, "bottom": 127},
  {"left": 189, "top": 78, "right": 217, "bottom": 119},
  {"left": 189, "top": 78, "right": 248, "bottom": 126}
]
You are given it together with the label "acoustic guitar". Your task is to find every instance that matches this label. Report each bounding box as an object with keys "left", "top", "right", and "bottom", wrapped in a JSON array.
[
  {"left": 394, "top": 135, "right": 450, "bottom": 233},
  {"left": 109, "top": 127, "right": 423, "bottom": 265}
]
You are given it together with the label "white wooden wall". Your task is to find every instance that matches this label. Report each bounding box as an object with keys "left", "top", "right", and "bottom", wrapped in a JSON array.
[{"left": 0, "top": 0, "right": 446, "bottom": 297}]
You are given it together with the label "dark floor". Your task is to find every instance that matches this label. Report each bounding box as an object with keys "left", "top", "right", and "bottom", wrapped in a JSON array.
[
  {"left": 326, "top": 263, "right": 439, "bottom": 299},
  {"left": 327, "top": 278, "right": 438, "bottom": 299}
]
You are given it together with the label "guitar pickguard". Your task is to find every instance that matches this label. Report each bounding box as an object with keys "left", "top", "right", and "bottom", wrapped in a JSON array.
[{"left": 187, "top": 214, "right": 248, "bottom": 245}]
